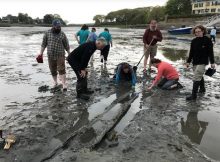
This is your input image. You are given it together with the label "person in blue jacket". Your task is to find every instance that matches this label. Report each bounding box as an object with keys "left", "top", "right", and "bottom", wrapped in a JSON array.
[
  {"left": 99, "top": 28, "right": 113, "bottom": 64},
  {"left": 114, "top": 63, "right": 137, "bottom": 87},
  {"left": 75, "top": 24, "right": 90, "bottom": 45}
]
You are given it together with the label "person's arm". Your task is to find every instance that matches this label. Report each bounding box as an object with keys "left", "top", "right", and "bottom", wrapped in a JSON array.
[
  {"left": 186, "top": 41, "right": 193, "bottom": 67},
  {"left": 115, "top": 65, "right": 122, "bottom": 84},
  {"left": 207, "top": 38, "right": 215, "bottom": 68},
  {"left": 156, "top": 30, "right": 163, "bottom": 42},
  {"left": 40, "top": 32, "right": 47, "bottom": 55},
  {"left": 109, "top": 34, "right": 113, "bottom": 47},
  {"left": 75, "top": 31, "right": 80, "bottom": 44},
  {"left": 130, "top": 67, "right": 137, "bottom": 86},
  {"left": 62, "top": 33, "right": 70, "bottom": 55},
  {"left": 143, "top": 29, "right": 148, "bottom": 44},
  {"left": 80, "top": 45, "right": 95, "bottom": 71},
  {"left": 148, "top": 68, "right": 162, "bottom": 90}
]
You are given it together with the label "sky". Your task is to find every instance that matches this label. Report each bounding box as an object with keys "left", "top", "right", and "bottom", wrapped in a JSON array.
[{"left": 0, "top": 0, "right": 167, "bottom": 24}]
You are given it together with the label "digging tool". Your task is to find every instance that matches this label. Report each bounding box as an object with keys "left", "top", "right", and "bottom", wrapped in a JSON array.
[{"left": 133, "top": 38, "right": 154, "bottom": 72}]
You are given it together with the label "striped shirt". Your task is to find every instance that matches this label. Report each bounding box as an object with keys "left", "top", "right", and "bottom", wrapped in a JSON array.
[{"left": 41, "top": 29, "right": 70, "bottom": 60}]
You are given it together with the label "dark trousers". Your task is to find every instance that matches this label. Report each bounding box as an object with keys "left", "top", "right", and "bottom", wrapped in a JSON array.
[
  {"left": 67, "top": 57, "right": 87, "bottom": 94},
  {"left": 210, "top": 35, "right": 216, "bottom": 43},
  {"left": 101, "top": 44, "right": 110, "bottom": 61},
  {"left": 158, "top": 78, "right": 179, "bottom": 90}
]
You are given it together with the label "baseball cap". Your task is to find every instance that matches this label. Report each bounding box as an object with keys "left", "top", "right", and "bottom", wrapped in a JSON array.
[{"left": 52, "top": 19, "right": 61, "bottom": 27}]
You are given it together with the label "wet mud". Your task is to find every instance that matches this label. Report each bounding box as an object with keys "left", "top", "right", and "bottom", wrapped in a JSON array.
[{"left": 0, "top": 27, "right": 220, "bottom": 162}]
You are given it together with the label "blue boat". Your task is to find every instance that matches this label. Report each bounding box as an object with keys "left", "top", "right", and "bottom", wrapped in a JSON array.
[{"left": 168, "top": 27, "right": 192, "bottom": 35}]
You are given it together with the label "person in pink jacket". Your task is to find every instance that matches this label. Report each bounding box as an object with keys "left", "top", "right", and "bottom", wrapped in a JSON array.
[{"left": 147, "top": 58, "right": 180, "bottom": 90}]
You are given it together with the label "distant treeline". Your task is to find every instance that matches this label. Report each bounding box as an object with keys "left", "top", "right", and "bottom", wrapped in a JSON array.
[
  {"left": 93, "top": 0, "right": 192, "bottom": 25},
  {"left": 0, "top": 13, "right": 67, "bottom": 25}
]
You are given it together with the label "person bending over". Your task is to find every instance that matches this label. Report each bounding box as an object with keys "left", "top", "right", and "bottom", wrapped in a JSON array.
[{"left": 147, "top": 58, "right": 180, "bottom": 90}]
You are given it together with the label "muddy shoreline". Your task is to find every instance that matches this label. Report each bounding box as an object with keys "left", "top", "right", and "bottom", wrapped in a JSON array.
[{"left": 0, "top": 27, "right": 220, "bottom": 162}]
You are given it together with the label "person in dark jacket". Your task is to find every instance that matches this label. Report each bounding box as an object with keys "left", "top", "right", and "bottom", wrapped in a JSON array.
[
  {"left": 114, "top": 63, "right": 137, "bottom": 87},
  {"left": 186, "top": 25, "right": 215, "bottom": 101},
  {"left": 67, "top": 38, "right": 107, "bottom": 100},
  {"left": 143, "top": 20, "right": 163, "bottom": 73}
]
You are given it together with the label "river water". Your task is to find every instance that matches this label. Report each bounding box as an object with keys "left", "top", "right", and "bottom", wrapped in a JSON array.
[{"left": 0, "top": 27, "right": 220, "bottom": 161}]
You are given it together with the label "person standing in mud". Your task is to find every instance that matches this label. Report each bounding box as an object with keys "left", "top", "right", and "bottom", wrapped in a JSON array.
[
  {"left": 114, "top": 62, "right": 137, "bottom": 87},
  {"left": 99, "top": 28, "right": 113, "bottom": 64},
  {"left": 210, "top": 26, "right": 217, "bottom": 44},
  {"left": 75, "top": 24, "right": 90, "bottom": 45},
  {"left": 147, "top": 58, "right": 180, "bottom": 90},
  {"left": 87, "top": 27, "right": 97, "bottom": 42},
  {"left": 186, "top": 25, "right": 215, "bottom": 101},
  {"left": 67, "top": 38, "right": 107, "bottom": 100},
  {"left": 143, "top": 20, "right": 162, "bottom": 73},
  {"left": 40, "top": 19, "right": 70, "bottom": 91}
]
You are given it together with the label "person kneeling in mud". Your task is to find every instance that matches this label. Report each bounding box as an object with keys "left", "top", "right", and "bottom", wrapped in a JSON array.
[
  {"left": 114, "top": 63, "right": 137, "bottom": 87},
  {"left": 67, "top": 38, "right": 107, "bottom": 100},
  {"left": 147, "top": 58, "right": 181, "bottom": 90}
]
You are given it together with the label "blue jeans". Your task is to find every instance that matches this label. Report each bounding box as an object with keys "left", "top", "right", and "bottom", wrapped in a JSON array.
[{"left": 158, "top": 78, "right": 178, "bottom": 90}]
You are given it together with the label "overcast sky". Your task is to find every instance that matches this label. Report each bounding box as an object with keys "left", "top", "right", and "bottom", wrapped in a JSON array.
[{"left": 0, "top": 0, "right": 167, "bottom": 24}]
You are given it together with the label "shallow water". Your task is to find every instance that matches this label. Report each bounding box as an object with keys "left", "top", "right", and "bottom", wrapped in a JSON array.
[{"left": 0, "top": 27, "right": 220, "bottom": 161}]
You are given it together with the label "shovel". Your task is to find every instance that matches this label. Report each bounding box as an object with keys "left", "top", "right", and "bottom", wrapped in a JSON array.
[{"left": 133, "top": 38, "right": 154, "bottom": 72}]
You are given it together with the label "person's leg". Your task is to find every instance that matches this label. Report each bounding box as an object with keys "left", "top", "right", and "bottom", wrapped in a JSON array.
[
  {"left": 67, "top": 57, "right": 90, "bottom": 100},
  {"left": 48, "top": 58, "right": 58, "bottom": 86},
  {"left": 199, "top": 77, "right": 206, "bottom": 93},
  {"left": 213, "top": 36, "right": 216, "bottom": 43},
  {"left": 157, "top": 78, "right": 168, "bottom": 88},
  {"left": 186, "top": 65, "right": 206, "bottom": 100},
  {"left": 161, "top": 79, "right": 178, "bottom": 90},
  {"left": 149, "top": 45, "right": 157, "bottom": 71},
  {"left": 103, "top": 45, "right": 110, "bottom": 63},
  {"left": 143, "top": 46, "right": 150, "bottom": 72},
  {"left": 57, "top": 56, "right": 67, "bottom": 90}
]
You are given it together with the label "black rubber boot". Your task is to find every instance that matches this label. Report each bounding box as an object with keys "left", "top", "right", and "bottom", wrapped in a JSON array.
[
  {"left": 199, "top": 77, "right": 206, "bottom": 93},
  {"left": 76, "top": 80, "right": 90, "bottom": 100},
  {"left": 186, "top": 81, "right": 200, "bottom": 101},
  {"left": 83, "top": 77, "right": 94, "bottom": 95}
]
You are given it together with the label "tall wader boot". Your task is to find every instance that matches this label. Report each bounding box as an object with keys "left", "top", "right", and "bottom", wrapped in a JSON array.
[
  {"left": 199, "top": 77, "right": 206, "bottom": 93},
  {"left": 76, "top": 78, "right": 90, "bottom": 100},
  {"left": 186, "top": 81, "right": 200, "bottom": 101},
  {"left": 83, "top": 78, "right": 94, "bottom": 95}
]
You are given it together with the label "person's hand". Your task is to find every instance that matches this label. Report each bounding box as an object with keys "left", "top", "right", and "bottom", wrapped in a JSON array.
[
  {"left": 211, "top": 64, "right": 215, "bottom": 69},
  {"left": 152, "top": 35, "right": 157, "bottom": 40},
  {"left": 145, "top": 44, "right": 149, "bottom": 49},
  {"left": 80, "top": 70, "right": 87, "bottom": 78},
  {"left": 147, "top": 85, "right": 153, "bottom": 91},
  {"left": 185, "top": 63, "right": 190, "bottom": 69}
]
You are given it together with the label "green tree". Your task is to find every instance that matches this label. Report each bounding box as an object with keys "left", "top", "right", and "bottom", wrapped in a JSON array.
[
  {"left": 166, "top": 0, "right": 192, "bottom": 16},
  {"left": 18, "top": 13, "right": 29, "bottom": 23},
  {"left": 148, "top": 6, "right": 166, "bottom": 22},
  {"left": 93, "top": 15, "right": 105, "bottom": 24},
  {"left": 43, "top": 14, "right": 54, "bottom": 24}
]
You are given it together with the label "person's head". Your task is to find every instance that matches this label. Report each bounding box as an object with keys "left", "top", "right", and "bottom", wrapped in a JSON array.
[
  {"left": 149, "top": 20, "right": 157, "bottom": 31},
  {"left": 104, "top": 28, "right": 109, "bottom": 32},
  {"left": 214, "top": 26, "right": 217, "bottom": 29},
  {"left": 193, "top": 25, "right": 207, "bottom": 37},
  {"left": 52, "top": 19, "right": 61, "bottom": 34},
  {"left": 92, "top": 27, "right": 96, "bottom": 32},
  {"left": 122, "top": 63, "right": 130, "bottom": 74},
  {"left": 96, "top": 37, "right": 107, "bottom": 50},
  {"left": 150, "top": 58, "right": 161, "bottom": 67},
  {"left": 81, "top": 24, "right": 89, "bottom": 30}
]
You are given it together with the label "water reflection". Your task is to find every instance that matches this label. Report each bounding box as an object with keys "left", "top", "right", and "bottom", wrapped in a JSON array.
[
  {"left": 181, "top": 110, "right": 208, "bottom": 144},
  {"left": 161, "top": 48, "right": 187, "bottom": 61}
]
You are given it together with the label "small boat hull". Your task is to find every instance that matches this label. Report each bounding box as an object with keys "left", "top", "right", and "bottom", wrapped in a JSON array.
[{"left": 168, "top": 27, "right": 192, "bottom": 35}]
